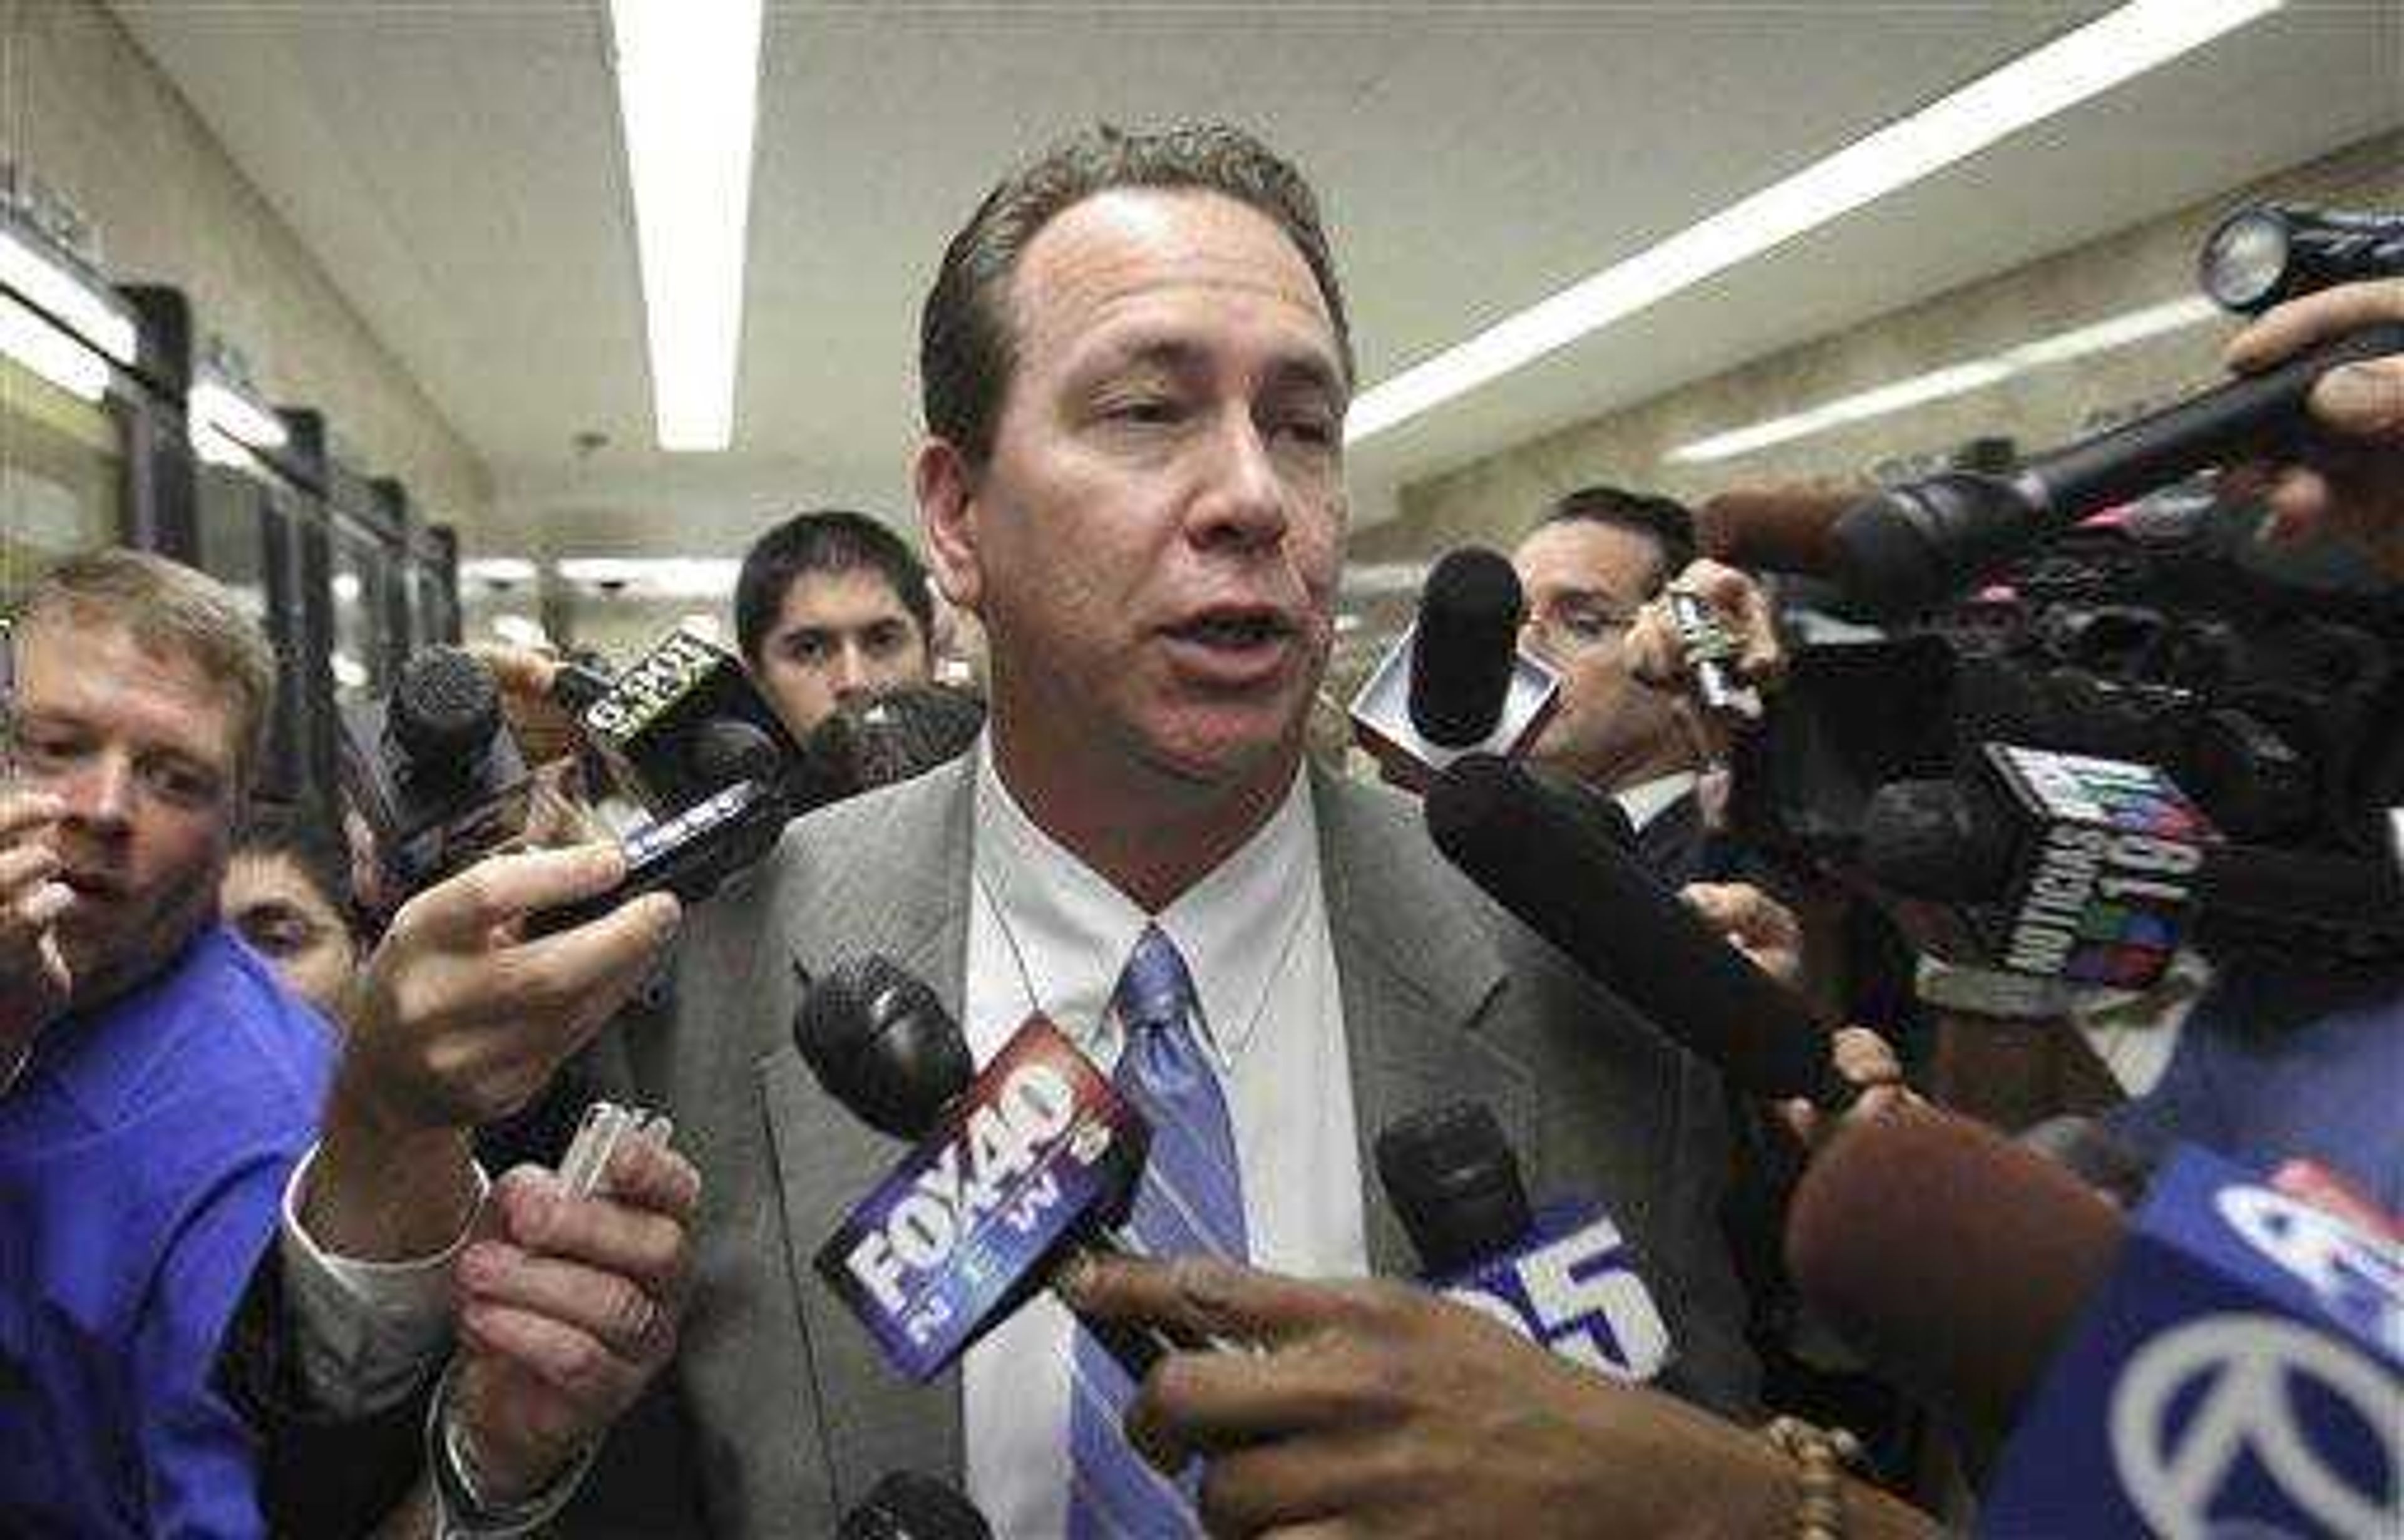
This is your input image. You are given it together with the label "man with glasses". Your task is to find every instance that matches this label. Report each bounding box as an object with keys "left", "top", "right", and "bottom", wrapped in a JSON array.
[{"left": 1513, "top": 484, "right": 1777, "bottom": 885}]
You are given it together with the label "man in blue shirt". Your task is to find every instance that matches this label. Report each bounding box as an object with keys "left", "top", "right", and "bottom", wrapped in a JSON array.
[{"left": 3, "top": 549, "right": 335, "bottom": 1537}]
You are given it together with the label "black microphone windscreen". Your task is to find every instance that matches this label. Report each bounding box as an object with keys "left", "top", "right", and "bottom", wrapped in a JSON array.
[
  {"left": 793, "top": 686, "right": 985, "bottom": 811},
  {"left": 1425, "top": 754, "right": 1832, "bottom": 1101},
  {"left": 1375, "top": 1102, "right": 1532, "bottom": 1278},
  {"left": 1785, "top": 1108, "right": 2124, "bottom": 1455},
  {"left": 794, "top": 955, "right": 975, "bottom": 1140},
  {"left": 838, "top": 1471, "right": 994, "bottom": 1540},
  {"left": 1858, "top": 778, "right": 2016, "bottom": 901},
  {"left": 1409, "top": 548, "right": 1524, "bottom": 748},
  {"left": 391, "top": 649, "right": 501, "bottom": 768},
  {"left": 690, "top": 717, "right": 784, "bottom": 791}
]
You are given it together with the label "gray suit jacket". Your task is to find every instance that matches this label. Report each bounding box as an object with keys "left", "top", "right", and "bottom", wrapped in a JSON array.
[{"left": 609, "top": 755, "right": 1755, "bottom": 1536}]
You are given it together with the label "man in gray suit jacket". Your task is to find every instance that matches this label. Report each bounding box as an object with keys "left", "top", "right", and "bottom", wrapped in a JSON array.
[{"left": 260, "top": 121, "right": 1757, "bottom": 1537}]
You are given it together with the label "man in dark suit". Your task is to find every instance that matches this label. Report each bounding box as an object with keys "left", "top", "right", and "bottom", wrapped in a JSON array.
[
  {"left": 240, "top": 122, "right": 1759, "bottom": 1536},
  {"left": 1510, "top": 485, "right": 1755, "bottom": 890}
]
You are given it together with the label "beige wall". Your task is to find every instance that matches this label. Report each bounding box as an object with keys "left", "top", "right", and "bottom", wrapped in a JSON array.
[
  {"left": 1355, "top": 131, "right": 2402, "bottom": 566},
  {"left": 0, "top": 0, "right": 490, "bottom": 521}
]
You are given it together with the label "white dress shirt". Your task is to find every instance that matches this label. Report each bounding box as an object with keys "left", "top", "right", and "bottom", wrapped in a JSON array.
[
  {"left": 961, "top": 739, "right": 1363, "bottom": 1539},
  {"left": 1613, "top": 769, "right": 1700, "bottom": 838}
]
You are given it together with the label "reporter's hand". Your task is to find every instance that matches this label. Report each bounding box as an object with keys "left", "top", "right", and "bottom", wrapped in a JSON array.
[
  {"left": 1680, "top": 881, "right": 1804, "bottom": 992},
  {"left": 1625, "top": 558, "right": 1784, "bottom": 765},
  {"left": 468, "top": 643, "right": 587, "bottom": 768},
  {"left": 1778, "top": 1025, "right": 1919, "bottom": 1148},
  {"left": 448, "top": 1133, "right": 700, "bottom": 1500},
  {"left": 0, "top": 788, "right": 73, "bottom": 1045},
  {"left": 1625, "top": 559, "right": 1785, "bottom": 696},
  {"left": 1060, "top": 1256, "right": 1934, "bottom": 1539},
  {"left": 2222, "top": 277, "right": 2404, "bottom": 576},
  {"left": 306, "top": 844, "right": 679, "bottom": 1261},
  {"left": 337, "top": 843, "right": 678, "bottom": 1135}
]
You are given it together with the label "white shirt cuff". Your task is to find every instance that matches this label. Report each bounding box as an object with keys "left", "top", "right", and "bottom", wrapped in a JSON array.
[{"left": 276, "top": 1141, "right": 491, "bottom": 1416}]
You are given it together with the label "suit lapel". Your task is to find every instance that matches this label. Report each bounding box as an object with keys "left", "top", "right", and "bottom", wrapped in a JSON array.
[
  {"left": 760, "top": 759, "right": 975, "bottom": 1502},
  {"left": 1310, "top": 771, "right": 1533, "bottom": 1278}
]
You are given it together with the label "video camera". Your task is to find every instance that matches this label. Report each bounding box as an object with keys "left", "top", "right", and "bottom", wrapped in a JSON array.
[{"left": 1729, "top": 205, "right": 2404, "bottom": 973}]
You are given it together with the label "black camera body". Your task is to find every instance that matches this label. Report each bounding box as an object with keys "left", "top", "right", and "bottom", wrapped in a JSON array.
[
  {"left": 1739, "top": 202, "right": 2404, "bottom": 926},
  {"left": 337, "top": 647, "right": 535, "bottom": 897}
]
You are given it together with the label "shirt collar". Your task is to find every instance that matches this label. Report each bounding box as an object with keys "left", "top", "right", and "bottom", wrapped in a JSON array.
[
  {"left": 972, "top": 736, "right": 1316, "bottom": 1072},
  {"left": 1615, "top": 770, "right": 1700, "bottom": 835}
]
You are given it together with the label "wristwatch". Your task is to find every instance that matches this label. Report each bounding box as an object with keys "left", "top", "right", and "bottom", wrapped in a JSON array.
[{"left": 424, "top": 1359, "right": 595, "bottom": 1539}]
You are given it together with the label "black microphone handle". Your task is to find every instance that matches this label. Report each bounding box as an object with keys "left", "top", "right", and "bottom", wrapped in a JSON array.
[
  {"left": 2022, "top": 320, "right": 2404, "bottom": 521},
  {"left": 1426, "top": 757, "right": 1854, "bottom": 1111},
  {"left": 1834, "top": 321, "right": 2404, "bottom": 619}
]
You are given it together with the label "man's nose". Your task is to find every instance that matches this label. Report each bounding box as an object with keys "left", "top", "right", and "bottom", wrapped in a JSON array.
[
  {"left": 829, "top": 641, "right": 871, "bottom": 696},
  {"left": 1189, "top": 416, "right": 1290, "bottom": 551},
  {"left": 57, "top": 752, "right": 135, "bottom": 838}
]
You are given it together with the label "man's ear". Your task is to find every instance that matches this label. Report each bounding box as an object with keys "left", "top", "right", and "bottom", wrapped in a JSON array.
[{"left": 915, "top": 437, "right": 983, "bottom": 614}]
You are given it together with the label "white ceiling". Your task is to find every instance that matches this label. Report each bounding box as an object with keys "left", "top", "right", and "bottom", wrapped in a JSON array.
[{"left": 113, "top": 2, "right": 2403, "bottom": 564}]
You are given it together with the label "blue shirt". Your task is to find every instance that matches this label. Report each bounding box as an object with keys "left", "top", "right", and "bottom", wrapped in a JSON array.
[
  {"left": 1, "top": 923, "right": 335, "bottom": 1538},
  {"left": 2108, "top": 953, "right": 2404, "bottom": 1214}
]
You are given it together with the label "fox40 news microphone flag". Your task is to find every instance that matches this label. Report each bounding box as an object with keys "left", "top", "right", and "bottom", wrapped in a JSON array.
[{"left": 1981, "top": 1145, "right": 2401, "bottom": 1539}]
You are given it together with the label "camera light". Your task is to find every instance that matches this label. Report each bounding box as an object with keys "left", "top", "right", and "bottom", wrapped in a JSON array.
[{"left": 2200, "top": 208, "right": 2294, "bottom": 314}]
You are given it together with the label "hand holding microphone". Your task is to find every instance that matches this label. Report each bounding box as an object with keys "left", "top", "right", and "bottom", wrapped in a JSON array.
[
  {"left": 307, "top": 844, "right": 682, "bottom": 1265},
  {"left": 443, "top": 1119, "right": 700, "bottom": 1506},
  {"left": 1626, "top": 559, "right": 1783, "bottom": 709},
  {"left": 1057, "top": 1253, "right": 1938, "bottom": 1540},
  {"left": 794, "top": 955, "right": 1208, "bottom": 1383},
  {"left": 2222, "top": 277, "right": 2404, "bottom": 576}
]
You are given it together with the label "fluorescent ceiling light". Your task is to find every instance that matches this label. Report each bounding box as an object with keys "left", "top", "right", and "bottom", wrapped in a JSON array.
[
  {"left": 609, "top": 0, "right": 764, "bottom": 452},
  {"left": 490, "top": 613, "right": 550, "bottom": 649},
  {"left": 190, "top": 377, "right": 290, "bottom": 454},
  {"left": 1668, "top": 294, "right": 2218, "bottom": 463},
  {"left": 0, "top": 292, "right": 109, "bottom": 403},
  {"left": 461, "top": 557, "right": 540, "bottom": 587},
  {"left": 557, "top": 556, "right": 742, "bottom": 598},
  {"left": 0, "top": 226, "right": 137, "bottom": 366},
  {"left": 1345, "top": 0, "right": 2281, "bottom": 445},
  {"left": 1338, "top": 560, "right": 1434, "bottom": 600}
]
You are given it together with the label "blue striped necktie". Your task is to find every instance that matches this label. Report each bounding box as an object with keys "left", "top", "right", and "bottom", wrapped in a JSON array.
[{"left": 1066, "top": 924, "right": 1248, "bottom": 1539}]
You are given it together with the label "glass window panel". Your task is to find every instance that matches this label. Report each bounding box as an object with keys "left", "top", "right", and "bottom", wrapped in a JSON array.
[{"left": 0, "top": 352, "right": 124, "bottom": 612}]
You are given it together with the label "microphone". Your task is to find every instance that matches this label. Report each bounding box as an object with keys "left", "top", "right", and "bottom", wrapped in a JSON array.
[
  {"left": 795, "top": 956, "right": 1193, "bottom": 1383},
  {"left": 1375, "top": 1102, "right": 1670, "bottom": 1382},
  {"left": 1786, "top": 1108, "right": 2123, "bottom": 1455},
  {"left": 838, "top": 1471, "right": 994, "bottom": 1540},
  {"left": 1691, "top": 484, "right": 1862, "bottom": 578},
  {"left": 1410, "top": 547, "right": 1524, "bottom": 747},
  {"left": 1829, "top": 321, "right": 2404, "bottom": 620},
  {"left": 1423, "top": 753, "right": 1849, "bottom": 1109},
  {"left": 1350, "top": 548, "right": 1561, "bottom": 789},
  {"left": 1789, "top": 1109, "right": 2401, "bottom": 1536},
  {"left": 533, "top": 682, "right": 985, "bottom": 934},
  {"left": 571, "top": 622, "right": 808, "bottom": 816},
  {"left": 1859, "top": 742, "right": 2404, "bottom": 986},
  {"left": 799, "top": 685, "right": 986, "bottom": 804},
  {"left": 337, "top": 647, "right": 537, "bottom": 897}
]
